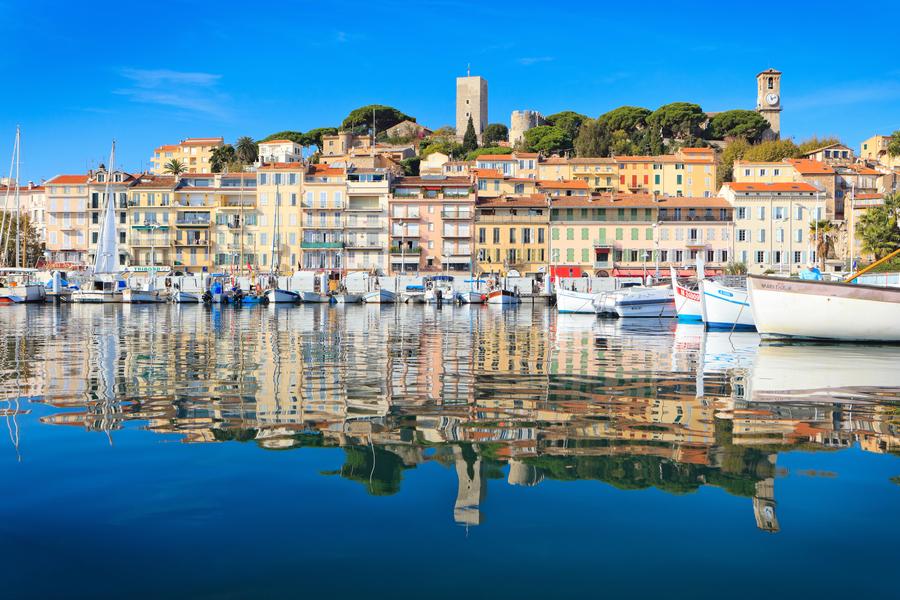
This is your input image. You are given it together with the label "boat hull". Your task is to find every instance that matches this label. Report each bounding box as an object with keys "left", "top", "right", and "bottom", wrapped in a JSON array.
[
  {"left": 362, "top": 289, "right": 396, "bottom": 304},
  {"left": 123, "top": 289, "right": 165, "bottom": 303},
  {"left": 0, "top": 284, "right": 46, "bottom": 303},
  {"left": 265, "top": 289, "right": 301, "bottom": 303},
  {"left": 613, "top": 287, "right": 675, "bottom": 318},
  {"left": 334, "top": 294, "right": 362, "bottom": 304},
  {"left": 300, "top": 292, "right": 330, "bottom": 303},
  {"left": 748, "top": 275, "right": 900, "bottom": 341},
  {"left": 700, "top": 279, "right": 755, "bottom": 330},
  {"left": 458, "top": 291, "right": 484, "bottom": 304},
  {"left": 173, "top": 291, "right": 202, "bottom": 303},
  {"left": 671, "top": 268, "right": 702, "bottom": 321},
  {"left": 487, "top": 290, "right": 520, "bottom": 305},
  {"left": 555, "top": 289, "right": 600, "bottom": 314},
  {"left": 72, "top": 290, "right": 124, "bottom": 303}
]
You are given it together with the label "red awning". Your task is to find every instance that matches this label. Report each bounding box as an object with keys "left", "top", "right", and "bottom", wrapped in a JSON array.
[
  {"left": 611, "top": 267, "right": 722, "bottom": 278},
  {"left": 551, "top": 266, "right": 583, "bottom": 278}
]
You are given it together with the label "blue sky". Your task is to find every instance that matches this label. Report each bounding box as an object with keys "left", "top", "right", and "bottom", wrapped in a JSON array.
[{"left": 1, "top": 0, "right": 898, "bottom": 182}]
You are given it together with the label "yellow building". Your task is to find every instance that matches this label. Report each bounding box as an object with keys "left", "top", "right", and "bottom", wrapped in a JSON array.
[
  {"left": 150, "top": 137, "right": 224, "bottom": 174},
  {"left": 301, "top": 164, "right": 347, "bottom": 270},
  {"left": 210, "top": 172, "right": 259, "bottom": 271},
  {"left": 568, "top": 157, "right": 617, "bottom": 192},
  {"left": 474, "top": 195, "right": 549, "bottom": 275},
  {"left": 474, "top": 169, "right": 538, "bottom": 198},
  {"left": 256, "top": 164, "right": 303, "bottom": 272},
  {"left": 171, "top": 174, "right": 217, "bottom": 272},
  {"left": 859, "top": 134, "right": 900, "bottom": 169},
  {"left": 127, "top": 174, "right": 177, "bottom": 271},
  {"left": 732, "top": 160, "right": 795, "bottom": 183}
]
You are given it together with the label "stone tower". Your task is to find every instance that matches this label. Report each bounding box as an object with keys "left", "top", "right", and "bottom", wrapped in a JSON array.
[
  {"left": 756, "top": 68, "right": 782, "bottom": 140},
  {"left": 456, "top": 74, "right": 488, "bottom": 142},
  {"left": 509, "top": 110, "right": 546, "bottom": 147}
]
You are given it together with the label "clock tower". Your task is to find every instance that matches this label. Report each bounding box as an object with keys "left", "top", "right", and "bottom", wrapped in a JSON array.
[{"left": 756, "top": 68, "right": 782, "bottom": 140}]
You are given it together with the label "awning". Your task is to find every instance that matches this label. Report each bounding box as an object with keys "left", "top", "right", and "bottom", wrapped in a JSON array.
[
  {"left": 550, "top": 266, "right": 583, "bottom": 278},
  {"left": 611, "top": 267, "right": 722, "bottom": 278}
]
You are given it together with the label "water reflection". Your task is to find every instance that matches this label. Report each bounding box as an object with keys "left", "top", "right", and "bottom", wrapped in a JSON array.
[{"left": 1, "top": 304, "right": 899, "bottom": 534}]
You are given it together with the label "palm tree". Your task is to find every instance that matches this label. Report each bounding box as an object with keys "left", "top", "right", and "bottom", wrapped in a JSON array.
[
  {"left": 724, "top": 260, "right": 748, "bottom": 275},
  {"left": 210, "top": 145, "right": 236, "bottom": 173},
  {"left": 857, "top": 192, "right": 900, "bottom": 260},
  {"left": 235, "top": 136, "right": 258, "bottom": 164},
  {"left": 808, "top": 219, "right": 834, "bottom": 271},
  {"left": 163, "top": 159, "right": 186, "bottom": 177}
]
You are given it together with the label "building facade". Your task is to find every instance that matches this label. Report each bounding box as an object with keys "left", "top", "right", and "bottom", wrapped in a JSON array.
[{"left": 150, "top": 137, "right": 224, "bottom": 174}]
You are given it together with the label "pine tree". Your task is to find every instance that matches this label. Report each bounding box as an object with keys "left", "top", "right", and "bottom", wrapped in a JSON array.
[{"left": 462, "top": 116, "right": 478, "bottom": 153}]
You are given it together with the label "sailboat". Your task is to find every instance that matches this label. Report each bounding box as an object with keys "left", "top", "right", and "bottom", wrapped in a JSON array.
[
  {"left": 264, "top": 183, "right": 300, "bottom": 303},
  {"left": 0, "top": 126, "right": 46, "bottom": 303},
  {"left": 72, "top": 141, "right": 125, "bottom": 303}
]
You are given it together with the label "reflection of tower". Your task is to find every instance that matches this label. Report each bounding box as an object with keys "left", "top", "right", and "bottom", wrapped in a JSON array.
[
  {"left": 453, "top": 445, "right": 486, "bottom": 526},
  {"left": 507, "top": 459, "right": 544, "bottom": 487},
  {"left": 753, "top": 457, "right": 780, "bottom": 532}
]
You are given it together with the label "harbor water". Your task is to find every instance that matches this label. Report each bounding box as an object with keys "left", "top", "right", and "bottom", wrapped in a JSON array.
[{"left": 0, "top": 303, "right": 898, "bottom": 599}]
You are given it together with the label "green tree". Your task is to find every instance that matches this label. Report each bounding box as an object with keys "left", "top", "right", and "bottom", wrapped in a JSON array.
[
  {"left": 797, "top": 136, "right": 842, "bottom": 155},
  {"left": 482, "top": 123, "right": 509, "bottom": 146},
  {"left": 609, "top": 129, "right": 639, "bottom": 155},
  {"left": 465, "top": 147, "right": 512, "bottom": 161},
  {"left": 546, "top": 111, "right": 588, "bottom": 141},
  {"left": 744, "top": 139, "right": 800, "bottom": 162},
  {"left": 400, "top": 156, "right": 420, "bottom": 176},
  {"left": 648, "top": 102, "right": 705, "bottom": 141},
  {"left": 724, "top": 261, "right": 748, "bottom": 275},
  {"left": 809, "top": 219, "right": 835, "bottom": 271},
  {"left": 260, "top": 131, "right": 305, "bottom": 145},
  {"left": 163, "top": 159, "right": 186, "bottom": 177},
  {"left": 235, "top": 136, "right": 258, "bottom": 164},
  {"left": 301, "top": 127, "right": 339, "bottom": 152},
  {"left": 597, "top": 106, "right": 651, "bottom": 133},
  {"left": 856, "top": 193, "right": 900, "bottom": 259},
  {"left": 210, "top": 144, "right": 237, "bottom": 172},
  {"left": 462, "top": 116, "right": 478, "bottom": 153},
  {"left": 889, "top": 130, "right": 900, "bottom": 157},
  {"left": 717, "top": 138, "right": 751, "bottom": 185},
  {"left": 341, "top": 104, "right": 413, "bottom": 134},
  {"left": 0, "top": 214, "right": 44, "bottom": 268},
  {"left": 574, "top": 119, "right": 608, "bottom": 157},
  {"left": 707, "top": 110, "right": 770, "bottom": 142},
  {"left": 523, "top": 125, "right": 570, "bottom": 154}
]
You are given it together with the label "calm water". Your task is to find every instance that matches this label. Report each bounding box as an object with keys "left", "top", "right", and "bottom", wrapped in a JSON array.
[{"left": 1, "top": 303, "right": 898, "bottom": 599}]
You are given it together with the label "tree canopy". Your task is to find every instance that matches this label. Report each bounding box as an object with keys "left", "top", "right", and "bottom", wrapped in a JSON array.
[
  {"left": 648, "top": 102, "right": 705, "bottom": 141},
  {"left": 545, "top": 111, "right": 588, "bottom": 141},
  {"left": 235, "top": 136, "right": 258, "bottom": 164},
  {"left": 482, "top": 123, "right": 508, "bottom": 146},
  {"left": 261, "top": 131, "right": 304, "bottom": 145},
  {"left": 797, "top": 136, "right": 843, "bottom": 155},
  {"left": 0, "top": 214, "right": 43, "bottom": 268},
  {"left": 301, "top": 127, "right": 339, "bottom": 151},
  {"left": 857, "top": 193, "right": 900, "bottom": 260},
  {"left": 465, "top": 147, "right": 511, "bottom": 161},
  {"left": 889, "top": 131, "right": 900, "bottom": 157},
  {"left": 341, "top": 105, "right": 413, "bottom": 134},
  {"left": 523, "top": 125, "right": 571, "bottom": 154},
  {"left": 707, "top": 110, "right": 770, "bottom": 142},
  {"left": 597, "top": 106, "right": 651, "bottom": 133},
  {"left": 210, "top": 144, "right": 237, "bottom": 172}
]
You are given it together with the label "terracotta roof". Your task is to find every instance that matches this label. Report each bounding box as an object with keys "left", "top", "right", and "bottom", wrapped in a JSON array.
[
  {"left": 614, "top": 155, "right": 656, "bottom": 162},
  {"left": 515, "top": 152, "right": 539, "bottom": 158},
  {"left": 154, "top": 144, "right": 180, "bottom": 152},
  {"left": 258, "top": 162, "right": 305, "bottom": 170},
  {"left": 476, "top": 154, "right": 515, "bottom": 162},
  {"left": 477, "top": 194, "right": 548, "bottom": 208},
  {"left": 846, "top": 164, "right": 880, "bottom": 175},
  {"left": 855, "top": 193, "right": 883, "bottom": 200},
  {"left": 182, "top": 137, "right": 224, "bottom": 146},
  {"left": 786, "top": 159, "right": 835, "bottom": 175},
  {"left": 542, "top": 157, "right": 569, "bottom": 165},
  {"left": 568, "top": 157, "right": 616, "bottom": 165},
  {"left": 800, "top": 143, "right": 851, "bottom": 155},
  {"left": 537, "top": 180, "right": 589, "bottom": 190},
  {"left": 551, "top": 194, "right": 730, "bottom": 209},
  {"left": 394, "top": 176, "right": 471, "bottom": 187},
  {"left": 723, "top": 182, "right": 818, "bottom": 193},
  {"left": 46, "top": 174, "right": 89, "bottom": 185},
  {"left": 259, "top": 139, "right": 297, "bottom": 145},
  {"left": 131, "top": 175, "right": 177, "bottom": 189},
  {"left": 679, "top": 147, "right": 713, "bottom": 154},
  {"left": 472, "top": 168, "right": 503, "bottom": 178}
]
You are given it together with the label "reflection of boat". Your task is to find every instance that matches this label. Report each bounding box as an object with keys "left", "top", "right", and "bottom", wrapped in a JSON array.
[
  {"left": 614, "top": 287, "right": 675, "bottom": 318},
  {"left": 487, "top": 289, "right": 520, "bottom": 305},
  {"left": 556, "top": 287, "right": 601, "bottom": 314},
  {"left": 748, "top": 275, "right": 900, "bottom": 341},
  {"left": 363, "top": 288, "right": 396, "bottom": 304},
  {"left": 748, "top": 343, "right": 900, "bottom": 403},
  {"left": 671, "top": 267, "right": 701, "bottom": 321},
  {"left": 700, "top": 278, "right": 754, "bottom": 330}
]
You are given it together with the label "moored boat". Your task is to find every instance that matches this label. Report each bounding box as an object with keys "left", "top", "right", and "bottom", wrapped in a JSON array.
[
  {"left": 747, "top": 274, "right": 900, "bottom": 341},
  {"left": 265, "top": 288, "right": 301, "bottom": 303},
  {"left": 362, "top": 288, "right": 397, "bottom": 304},
  {"left": 173, "top": 290, "right": 202, "bottom": 303},
  {"left": 334, "top": 293, "right": 362, "bottom": 304},
  {"left": 555, "top": 287, "right": 601, "bottom": 314},
  {"left": 613, "top": 287, "right": 675, "bottom": 318},
  {"left": 671, "top": 267, "right": 702, "bottom": 321},
  {"left": 700, "top": 278, "right": 754, "bottom": 330},
  {"left": 486, "top": 289, "right": 520, "bottom": 305},
  {"left": 300, "top": 291, "right": 330, "bottom": 303},
  {"left": 457, "top": 290, "right": 484, "bottom": 304},
  {"left": 0, "top": 269, "right": 46, "bottom": 303}
]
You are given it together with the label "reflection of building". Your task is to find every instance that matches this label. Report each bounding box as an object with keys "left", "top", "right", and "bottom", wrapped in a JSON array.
[
  {"left": 453, "top": 446, "right": 485, "bottom": 526},
  {"left": 753, "top": 474, "right": 780, "bottom": 533}
]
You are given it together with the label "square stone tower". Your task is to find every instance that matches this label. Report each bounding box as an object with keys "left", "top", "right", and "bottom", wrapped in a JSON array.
[
  {"left": 456, "top": 75, "right": 488, "bottom": 142},
  {"left": 756, "top": 68, "right": 782, "bottom": 140}
]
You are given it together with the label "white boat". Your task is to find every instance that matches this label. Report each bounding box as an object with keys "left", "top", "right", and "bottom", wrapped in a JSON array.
[
  {"left": 700, "top": 278, "right": 754, "bottom": 330},
  {"left": 173, "top": 291, "right": 202, "bottom": 303},
  {"left": 265, "top": 289, "right": 301, "bottom": 303},
  {"left": 555, "top": 287, "right": 601, "bottom": 314},
  {"left": 334, "top": 293, "right": 362, "bottom": 304},
  {"left": 486, "top": 289, "right": 520, "bottom": 305},
  {"left": 73, "top": 141, "right": 125, "bottom": 304},
  {"left": 457, "top": 290, "right": 485, "bottom": 304},
  {"left": 423, "top": 276, "right": 455, "bottom": 303},
  {"left": 671, "top": 267, "right": 702, "bottom": 321},
  {"left": 0, "top": 269, "right": 46, "bottom": 303},
  {"left": 362, "top": 288, "right": 396, "bottom": 304},
  {"left": 123, "top": 278, "right": 165, "bottom": 303},
  {"left": 747, "top": 274, "right": 900, "bottom": 341},
  {"left": 613, "top": 287, "right": 675, "bottom": 318},
  {"left": 300, "top": 291, "right": 330, "bottom": 303}
]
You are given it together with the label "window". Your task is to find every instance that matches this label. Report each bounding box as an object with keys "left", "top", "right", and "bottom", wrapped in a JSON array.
[
  {"left": 538, "top": 228, "right": 545, "bottom": 243},
  {"left": 478, "top": 228, "right": 486, "bottom": 243},
  {"left": 773, "top": 168, "right": 780, "bottom": 176},
  {"left": 760, "top": 169, "right": 767, "bottom": 177},
  {"left": 523, "top": 228, "right": 532, "bottom": 243},
  {"left": 736, "top": 207, "right": 747, "bottom": 220},
  {"left": 757, "top": 206, "right": 765, "bottom": 220},
  {"left": 773, "top": 206, "right": 785, "bottom": 220},
  {"left": 493, "top": 228, "right": 500, "bottom": 243},
  {"left": 615, "top": 228, "right": 623, "bottom": 240},
  {"left": 795, "top": 229, "right": 803, "bottom": 243},
  {"left": 743, "top": 169, "right": 751, "bottom": 177},
  {"left": 509, "top": 228, "right": 516, "bottom": 244},
  {"left": 773, "top": 250, "right": 783, "bottom": 264},
  {"left": 566, "top": 228, "right": 574, "bottom": 240},
  {"left": 581, "top": 228, "right": 589, "bottom": 240},
  {"left": 630, "top": 228, "right": 638, "bottom": 241},
  {"left": 737, "top": 229, "right": 747, "bottom": 242},
  {"left": 776, "top": 228, "right": 784, "bottom": 243},
  {"left": 551, "top": 228, "right": 559, "bottom": 241},
  {"left": 793, "top": 251, "right": 802, "bottom": 263},
  {"left": 566, "top": 248, "right": 574, "bottom": 262},
  {"left": 756, "top": 250, "right": 765, "bottom": 264},
  {"left": 646, "top": 228, "right": 653, "bottom": 241},
  {"left": 758, "top": 229, "right": 766, "bottom": 243}
]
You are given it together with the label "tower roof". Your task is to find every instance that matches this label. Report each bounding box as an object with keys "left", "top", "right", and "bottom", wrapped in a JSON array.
[{"left": 757, "top": 68, "right": 782, "bottom": 77}]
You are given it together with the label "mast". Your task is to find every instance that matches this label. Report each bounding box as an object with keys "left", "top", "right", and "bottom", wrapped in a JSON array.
[
  {"left": 0, "top": 128, "right": 17, "bottom": 267},
  {"left": 94, "top": 141, "right": 119, "bottom": 275},
  {"left": 239, "top": 171, "right": 245, "bottom": 276},
  {"left": 14, "top": 126, "right": 21, "bottom": 268},
  {"left": 270, "top": 182, "right": 279, "bottom": 277}
]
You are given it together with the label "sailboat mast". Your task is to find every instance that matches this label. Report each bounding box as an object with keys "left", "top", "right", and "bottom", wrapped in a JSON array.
[
  {"left": 0, "top": 129, "right": 18, "bottom": 267},
  {"left": 270, "top": 182, "right": 279, "bottom": 275},
  {"left": 14, "top": 126, "right": 21, "bottom": 269},
  {"left": 95, "top": 141, "right": 117, "bottom": 274},
  {"left": 239, "top": 172, "right": 245, "bottom": 276}
]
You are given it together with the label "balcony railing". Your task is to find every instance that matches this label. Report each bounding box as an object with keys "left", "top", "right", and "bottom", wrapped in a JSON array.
[
  {"left": 441, "top": 210, "right": 473, "bottom": 219},
  {"left": 176, "top": 218, "right": 211, "bottom": 226},
  {"left": 174, "top": 238, "right": 209, "bottom": 246},
  {"left": 301, "top": 241, "right": 344, "bottom": 249},
  {"left": 390, "top": 246, "right": 422, "bottom": 254}
]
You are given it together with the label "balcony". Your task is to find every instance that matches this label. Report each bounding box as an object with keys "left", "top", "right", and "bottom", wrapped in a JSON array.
[
  {"left": 345, "top": 240, "right": 383, "bottom": 250},
  {"left": 476, "top": 215, "right": 547, "bottom": 224},
  {"left": 389, "top": 246, "right": 422, "bottom": 255},
  {"left": 442, "top": 231, "right": 472, "bottom": 239},
  {"left": 176, "top": 217, "right": 211, "bottom": 227},
  {"left": 174, "top": 238, "right": 209, "bottom": 246},
  {"left": 593, "top": 261, "right": 612, "bottom": 269},
  {"left": 441, "top": 210, "right": 473, "bottom": 219},
  {"left": 301, "top": 241, "right": 344, "bottom": 249}
]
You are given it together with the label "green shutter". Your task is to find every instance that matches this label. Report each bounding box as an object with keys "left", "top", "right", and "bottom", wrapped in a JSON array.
[
  {"left": 581, "top": 228, "right": 589, "bottom": 240},
  {"left": 552, "top": 228, "right": 559, "bottom": 240},
  {"left": 566, "top": 248, "right": 574, "bottom": 261},
  {"left": 581, "top": 248, "right": 589, "bottom": 263},
  {"left": 615, "top": 228, "right": 623, "bottom": 240},
  {"left": 566, "top": 228, "right": 574, "bottom": 240},
  {"left": 646, "top": 228, "right": 653, "bottom": 240},
  {"left": 631, "top": 228, "right": 638, "bottom": 240},
  {"left": 654, "top": 174, "right": 660, "bottom": 185},
  {"left": 599, "top": 228, "right": 606, "bottom": 243}
]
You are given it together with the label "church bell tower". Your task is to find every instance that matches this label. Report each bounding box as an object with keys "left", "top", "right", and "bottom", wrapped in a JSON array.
[{"left": 756, "top": 68, "right": 782, "bottom": 140}]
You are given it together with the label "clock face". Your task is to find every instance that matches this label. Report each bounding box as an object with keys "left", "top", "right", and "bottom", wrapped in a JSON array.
[{"left": 765, "top": 93, "right": 779, "bottom": 106}]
